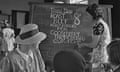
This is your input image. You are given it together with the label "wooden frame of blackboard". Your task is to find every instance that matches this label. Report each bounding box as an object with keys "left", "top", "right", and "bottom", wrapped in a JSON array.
[{"left": 12, "top": 10, "right": 29, "bottom": 28}]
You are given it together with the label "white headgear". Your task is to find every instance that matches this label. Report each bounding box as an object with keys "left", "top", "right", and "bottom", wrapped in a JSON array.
[{"left": 2, "top": 28, "right": 15, "bottom": 51}]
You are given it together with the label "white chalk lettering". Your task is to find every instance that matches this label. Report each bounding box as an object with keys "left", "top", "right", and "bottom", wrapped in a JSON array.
[
  {"left": 50, "top": 8, "right": 81, "bottom": 30},
  {"left": 74, "top": 13, "right": 81, "bottom": 25},
  {"left": 50, "top": 30, "right": 85, "bottom": 44}
]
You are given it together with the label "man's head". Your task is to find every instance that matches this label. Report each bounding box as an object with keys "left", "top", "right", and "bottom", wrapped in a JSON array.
[
  {"left": 15, "top": 24, "right": 47, "bottom": 48},
  {"left": 86, "top": 4, "right": 103, "bottom": 20},
  {"left": 54, "top": 49, "right": 86, "bottom": 72}
]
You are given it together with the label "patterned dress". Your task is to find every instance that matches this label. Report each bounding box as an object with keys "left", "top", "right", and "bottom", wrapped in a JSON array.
[
  {"left": 91, "top": 18, "right": 111, "bottom": 72},
  {"left": 0, "top": 48, "right": 46, "bottom": 72}
]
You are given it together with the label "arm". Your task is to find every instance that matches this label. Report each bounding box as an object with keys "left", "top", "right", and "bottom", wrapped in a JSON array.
[
  {"left": 87, "top": 4, "right": 112, "bottom": 72},
  {"left": 35, "top": 49, "right": 46, "bottom": 72}
]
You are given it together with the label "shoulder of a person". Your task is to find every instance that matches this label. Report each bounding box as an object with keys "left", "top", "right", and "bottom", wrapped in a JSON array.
[
  {"left": 32, "top": 48, "right": 40, "bottom": 53},
  {"left": 5, "top": 50, "right": 21, "bottom": 63},
  {"left": 32, "top": 49, "right": 44, "bottom": 58}
]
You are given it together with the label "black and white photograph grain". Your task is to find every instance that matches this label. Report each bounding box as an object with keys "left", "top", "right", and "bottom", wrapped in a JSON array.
[{"left": 0, "top": 0, "right": 119, "bottom": 72}]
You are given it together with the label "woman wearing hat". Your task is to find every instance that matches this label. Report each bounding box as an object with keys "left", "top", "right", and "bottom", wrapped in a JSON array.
[
  {"left": 0, "top": 19, "right": 15, "bottom": 60},
  {"left": 0, "top": 24, "right": 47, "bottom": 72}
]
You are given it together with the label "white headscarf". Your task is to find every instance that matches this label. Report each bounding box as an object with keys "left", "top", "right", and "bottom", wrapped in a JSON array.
[{"left": 2, "top": 28, "right": 15, "bottom": 51}]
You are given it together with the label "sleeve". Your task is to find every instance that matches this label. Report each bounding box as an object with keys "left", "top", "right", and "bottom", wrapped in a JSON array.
[
  {"left": 98, "top": 18, "right": 111, "bottom": 63},
  {"left": 0, "top": 57, "right": 14, "bottom": 72},
  {"left": 35, "top": 49, "right": 46, "bottom": 72},
  {"left": 98, "top": 18, "right": 111, "bottom": 44},
  {"left": 90, "top": 18, "right": 111, "bottom": 72}
]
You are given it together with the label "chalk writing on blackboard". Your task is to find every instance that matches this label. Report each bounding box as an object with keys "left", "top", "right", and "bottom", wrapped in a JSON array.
[
  {"left": 50, "top": 7, "right": 84, "bottom": 44},
  {"left": 50, "top": 30, "right": 85, "bottom": 44},
  {"left": 50, "top": 8, "right": 81, "bottom": 30}
]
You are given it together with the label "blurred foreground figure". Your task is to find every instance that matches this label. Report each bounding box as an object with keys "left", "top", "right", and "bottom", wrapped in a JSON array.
[
  {"left": 107, "top": 39, "right": 120, "bottom": 72},
  {"left": 54, "top": 49, "right": 86, "bottom": 72},
  {"left": 0, "top": 24, "right": 47, "bottom": 72}
]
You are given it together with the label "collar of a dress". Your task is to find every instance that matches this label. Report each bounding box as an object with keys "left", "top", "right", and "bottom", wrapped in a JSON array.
[{"left": 16, "top": 48, "right": 30, "bottom": 61}]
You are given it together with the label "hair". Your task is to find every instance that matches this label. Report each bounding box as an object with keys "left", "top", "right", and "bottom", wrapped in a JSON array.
[
  {"left": 53, "top": 49, "right": 86, "bottom": 72},
  {"left": 107, "top": 38, "right": 120, "bottom": 66}
]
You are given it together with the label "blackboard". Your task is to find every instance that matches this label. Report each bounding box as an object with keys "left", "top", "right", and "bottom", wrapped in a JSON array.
[{"left": 30, "top": 3, "right": 102, "bottom": 61}]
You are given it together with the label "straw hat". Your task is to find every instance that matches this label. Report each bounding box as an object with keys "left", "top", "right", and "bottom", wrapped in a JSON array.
[{"left": 15, "top": 24, "right": 47, "bottom": 44}]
